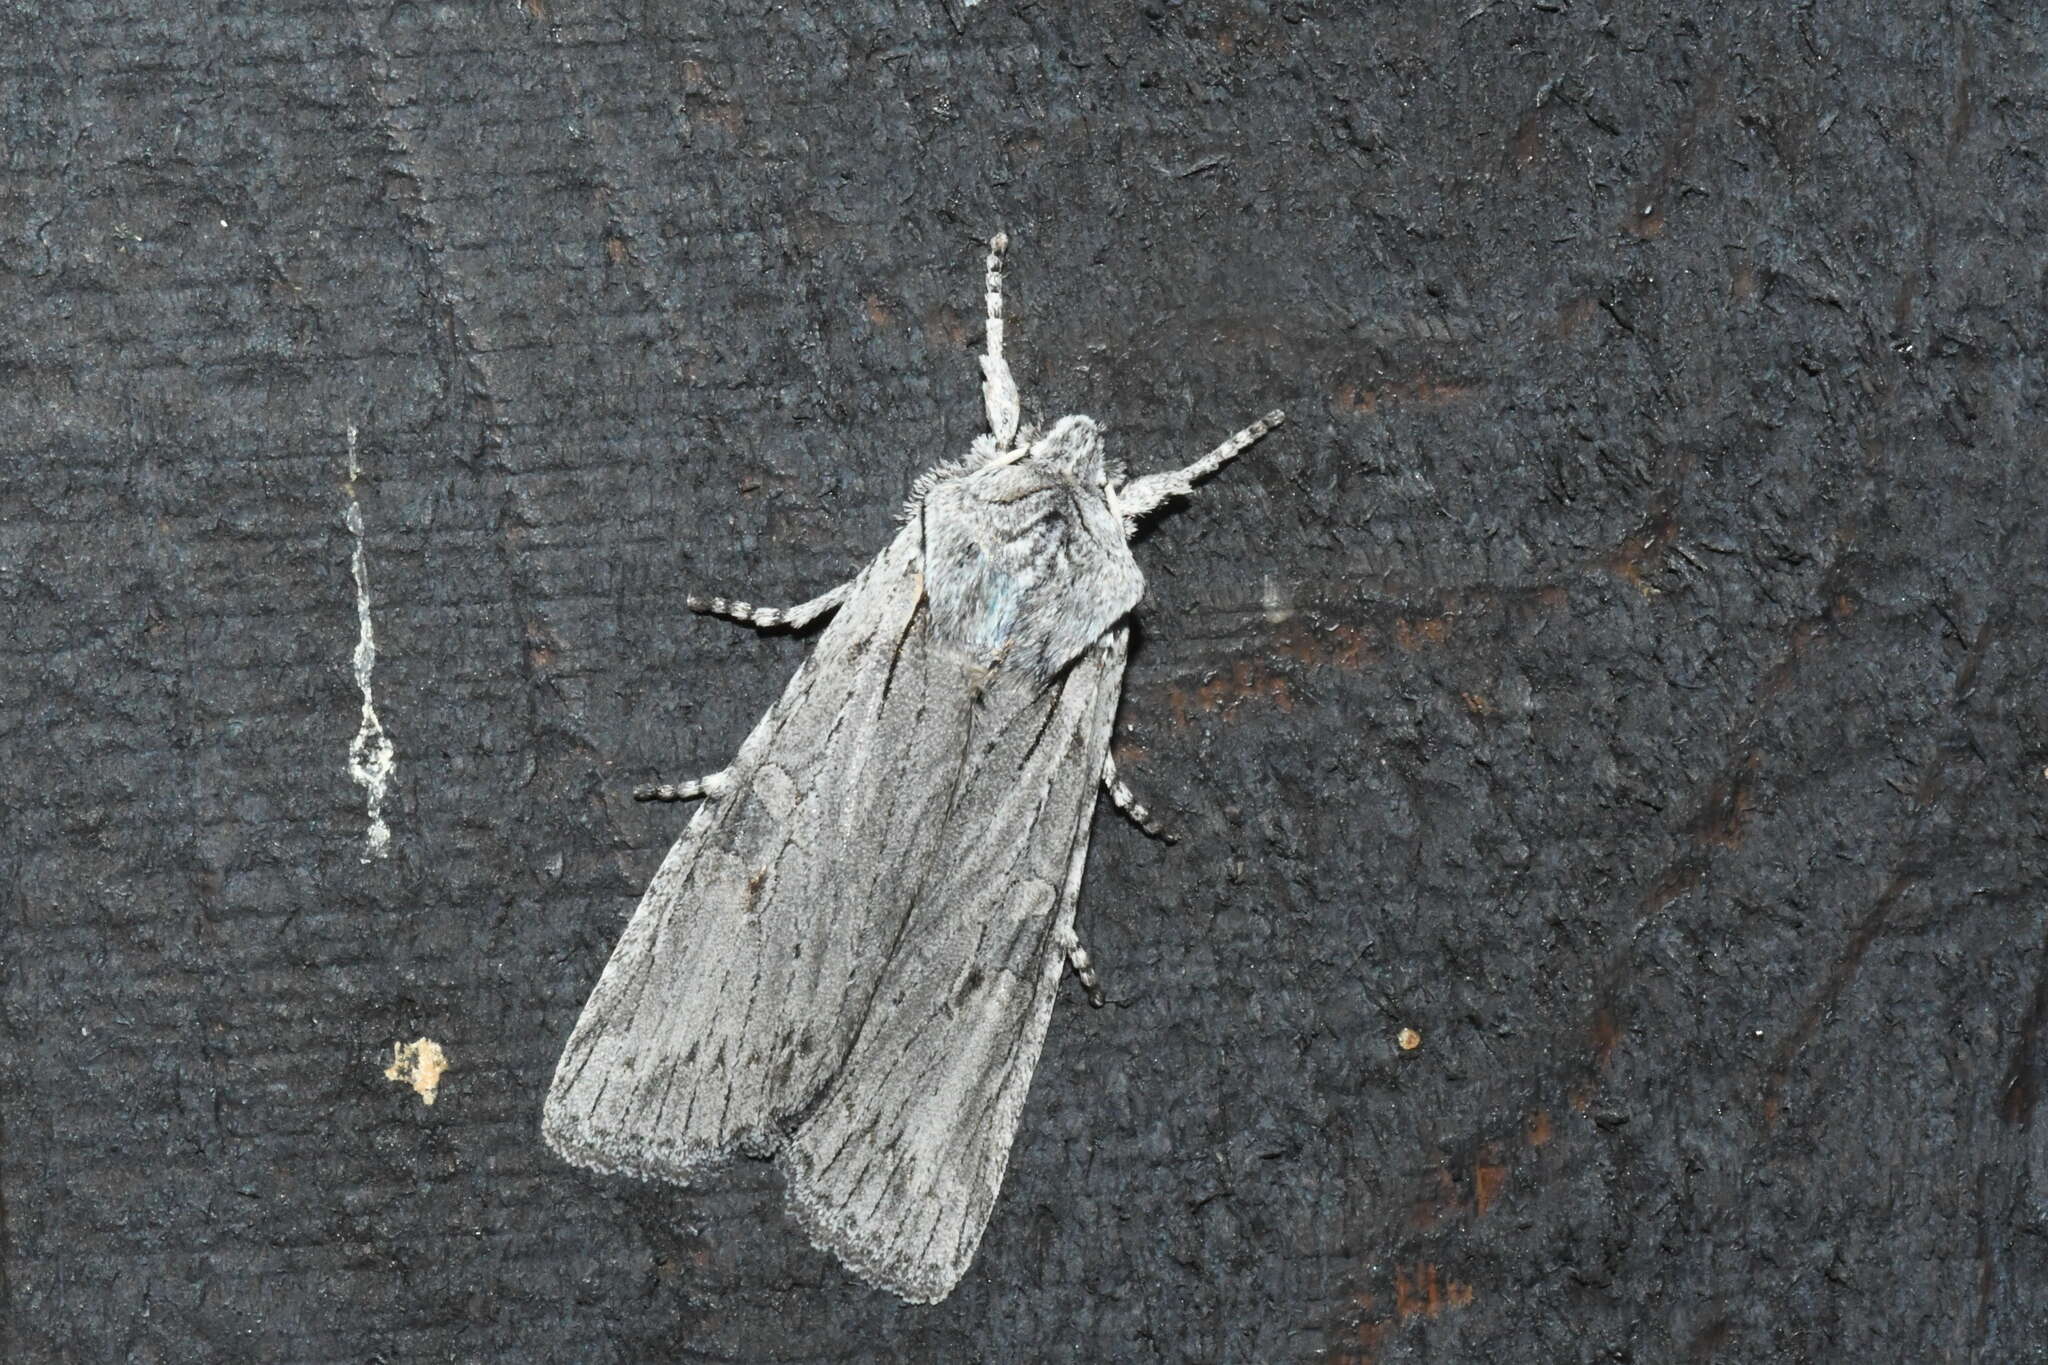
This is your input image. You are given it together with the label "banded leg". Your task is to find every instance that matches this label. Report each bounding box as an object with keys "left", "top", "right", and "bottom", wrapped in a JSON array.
[
  {"left": 686, "top": 579, "right": 854, "bottom": 630},
  {"left": 634, "top": 768, "right": 734, "bottom": 802},
  {"left": 1103, "top": 754, "right": 1174, "bottom": 841},
  {"left": 978, "top": 231, "right": 1021, "bottom": 452},
  {"left": 1117, "top": 409, "right": 1287, "bottom": 524},
  {"left": 1059, "top": 926, "right": 1105, "bottom": 1008}
]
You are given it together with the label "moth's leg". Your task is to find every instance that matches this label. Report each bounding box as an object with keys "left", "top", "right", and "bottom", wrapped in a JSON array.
[
  {"left": 1059, "top": 926, "right": 1106, "bottom": 1009},
  {"left": 686, "top": 579, "right": 854, "bottom": 630},
  {"left": 1117, "top": 408, "right": 1287, "bottom": 524},
  {"left": 1102, "top": 754, "right": 1175, "bottom": 842},
  {"left": 633, "top": 769, "right": 735, "bottom": 802},
  {"left": 978, "top": 231, "right": 1021, "bottom": 452}
]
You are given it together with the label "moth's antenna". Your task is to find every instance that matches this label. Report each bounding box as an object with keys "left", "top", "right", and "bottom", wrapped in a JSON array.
[
  {"left": 1117, "top": 409, "right": 1285, "bottom": 523},
  {"left": 983, "top": 232, "right": 1007, "bottom": 363},
  {"left": 979, "top": 232, "right": 1022, "bottom": 453}
]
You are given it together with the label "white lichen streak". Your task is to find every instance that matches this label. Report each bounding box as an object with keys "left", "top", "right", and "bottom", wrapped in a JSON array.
[
  {"left": 1261, "top": 572, "right": 1294, "bottom": 624},
  {"left": 344, "top": 425, "right": 396, "bottom": 859}
]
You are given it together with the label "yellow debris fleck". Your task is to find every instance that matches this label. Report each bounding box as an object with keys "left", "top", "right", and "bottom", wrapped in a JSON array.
[{"left": 385, "top": 1038, "right": 449, "bottom": 1105}]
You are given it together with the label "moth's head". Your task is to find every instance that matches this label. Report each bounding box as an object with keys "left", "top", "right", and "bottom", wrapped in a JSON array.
[
  {"left": 1026, "top": 415, "right": 1106, "bottom": 485},
  {"left": 985, "top": 413, "right": 1125, "bottom": 493}
]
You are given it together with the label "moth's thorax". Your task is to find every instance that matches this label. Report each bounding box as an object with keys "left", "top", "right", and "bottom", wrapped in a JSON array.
[{"left": 919, "top": 415, "right": 1144, "bottom": 680}]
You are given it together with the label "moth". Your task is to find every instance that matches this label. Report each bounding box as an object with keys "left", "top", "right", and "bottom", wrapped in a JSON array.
[{"left": 542, "top": 232, "right": 1283, "bottom": 1303}]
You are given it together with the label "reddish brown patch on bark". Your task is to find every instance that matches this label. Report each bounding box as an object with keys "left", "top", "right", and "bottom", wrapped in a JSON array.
[
  {"left": 1394, "top": 615, "right": 1452, "bottom": 651},
  {"left": 1165, "top": 660, "right": 1295, "bottom": 726},
  {"left": 1411, "top": 1140, "right": 1520, "bottom": 1227},
  {"left": 1591, "top": 1006, "right": 1624, "bottom": 1068},
  {"left": 1472, "top": 1145, "right": 1507, "bottom": 1217},
  {"left": 1394, "top": 1263, "right": 1474, "bottom": 1319},
  {"left": 1626, "top": 70, "right": 1720, "bottom": 240},
  {"left": 1158, "top": 619, "right": 1378, "bottom": 729},
  {"left": 1336, "top": 378, "right": 1481, "bottom": 413},
  {"left": 1511, "top": 111, "right": 1544, "bottom": 169},
  {"left": 1167, "top": 688, "right": 1191, "bottom": 730},
  {"left": 1335, "top": 384, "right": 1378, "bottom": 414},
  {"left": 1338, "top": 1295, "right": 1388, "bottom": 1364},
  {"left": 922, "top": 306, "right": 971, "bottom": 350},
  {"left": 1554, "top": 295, "right": 1600, "bottom": 339},
  {"left": 1626, "top": 198, "right": 1667, "bottom": 239},
  {"left": 1273, "top": 620, "right": 1373, "bottom": 670},
  {"left": 1691, "top": 751, "right": 1760, "bottom": 850},
  {"left": 1605, "top": 505, "right": 1679, "bottom": 595},
  {"left": 1637, "top": 856, "right": 1707, "bottom": 922},
  {"left": 1526, "top": 1108, "right": 1553, "bottom": 1148},
  {"left": 524, "top": 621, "right": 562, "bottom": 672},
  {"left": 1408, "top": 1164, "right": 1459, "bottom": 1229}
]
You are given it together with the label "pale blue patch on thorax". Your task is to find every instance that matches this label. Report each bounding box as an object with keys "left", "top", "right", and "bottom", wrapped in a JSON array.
[{"left": 969, "top": 560, "right": 1046, "bottom": 652}]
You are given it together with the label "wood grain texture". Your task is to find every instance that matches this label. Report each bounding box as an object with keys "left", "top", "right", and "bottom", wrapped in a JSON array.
[{"left": 3, "top": 0, "right": 2044, "bottom": 1359}]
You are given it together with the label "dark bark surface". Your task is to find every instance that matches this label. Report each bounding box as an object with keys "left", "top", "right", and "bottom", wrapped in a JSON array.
[{"left": 3, "top": 1, "right": 2044, "bottom": 1360}]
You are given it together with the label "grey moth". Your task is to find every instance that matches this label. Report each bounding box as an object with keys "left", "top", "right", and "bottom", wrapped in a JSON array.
[{"left": 543, "top": 232, "right": 1283, "bottom": 1303}]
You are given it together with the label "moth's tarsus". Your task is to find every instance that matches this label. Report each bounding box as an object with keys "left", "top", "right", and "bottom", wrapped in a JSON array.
[
  {"left": 1103, "top": 756, "right": 1171, "bottom": 839},
  {"left": 634, "top": 771, "right": 726, "bottom": 802},
  {"left": 633, "top": 782, "right": 688, "bottom": 802},
  {"left": 544, "top": 229, "right": 1285, "bottom": 1306},
  {"left": 1061, "top": 930, "right": 1104, "bottom": 1009},
  {"left": 690, "top": 583, "right": 858, "bottom": 632}
]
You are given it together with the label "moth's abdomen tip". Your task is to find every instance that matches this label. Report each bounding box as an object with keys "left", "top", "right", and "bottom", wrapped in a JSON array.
[
  {"left": 990, "top": 230, "right": 1008, "bottom": 252},
  {"left": 685, "top": 594, "right": 710, "bottom": 612},
  {"left": 1264, "top": 409, "right": 1286, "bottom": 427}
]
